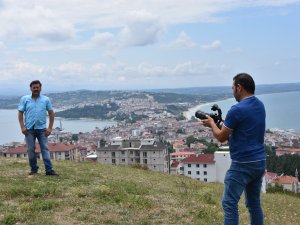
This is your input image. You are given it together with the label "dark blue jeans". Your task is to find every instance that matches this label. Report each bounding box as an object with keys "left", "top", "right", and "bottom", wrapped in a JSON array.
[
  {"left": 222, "top": 160, "right": 266, "bottom": 225},
  {"left": 25, "top": 129, "right": 53, "bottom": 173}
]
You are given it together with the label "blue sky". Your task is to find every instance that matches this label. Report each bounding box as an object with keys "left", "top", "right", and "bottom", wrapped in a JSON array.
[{"left": 0, "top": 0, "right": 300, "bottom": 94}]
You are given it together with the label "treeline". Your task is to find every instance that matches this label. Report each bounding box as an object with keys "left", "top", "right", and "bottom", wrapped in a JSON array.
[
  {"left": 55, "top": 103, "right": 119, "bottom": 119},
  {"left": 0, "top": 97, "right": 19, "bottom": 109},
  {"left": 114, "top": 112, "right": 148, "bottom": 123},
  {"left": 165, "top": 104, "right": 189, "bottom": 114},
  {"left": 152, "top": 92, "right": 199, "bottom": 103},
  {"left": 266, "top": 146, "right": 300, "bottom": 179},
  {"left": 55, "top": 103, "right": 149, "bottom": 123},
  {"left": 181, "top": 135, "right": 219, "bottom": 154}
]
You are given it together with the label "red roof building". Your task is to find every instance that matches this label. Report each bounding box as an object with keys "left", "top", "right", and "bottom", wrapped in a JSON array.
[
  {"left": 181, "top": 154, "right": 215, "bottom": 164},
  {"left": 1, "top": 143, "right": 81, "bottom": 161},
  {"left": 181, "top": 154, "right": 217, "bottom": 182},
  {"left": 271, "top": 175, "right": 299, "bottom": 193},
  {"left": 275, "top": 148, "right": 300, "bottom": 156},
  {"left": 170, "top": 151, "right": 196, "bottom": 161}
]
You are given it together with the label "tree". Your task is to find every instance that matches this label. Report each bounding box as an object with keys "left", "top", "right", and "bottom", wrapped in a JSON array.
[
  {"left": 99, "top": 139, "right": 106, "bottom": 147},
  {"left": 203, "top": 143, "right": 219, "bottom": 154},
  {"left": 176, "top": 114, "right": 186, "bottom": 121},
  {"left": 72, "top": 134, "right": 79, "bottom": 142},
  {"left": 266, "top": 152, "right": 300, "bottom": 179},
  {"left": 157, "top": 130, "right": 164, "bottom": 141},
  {"left": 186, "top": 135, "right": 198, "bottom": 147},
  {"left": 176, "top": 128, "right": 185, "bottom": 134},
  {"left": 190, "top": 116, "right": 198, "bottom": 122},
  {"left": 200, "top": 140, "right": 219, "bottom": 154},
  {"left": 168, "top": 145, "right": 175, "bottom": 153}
]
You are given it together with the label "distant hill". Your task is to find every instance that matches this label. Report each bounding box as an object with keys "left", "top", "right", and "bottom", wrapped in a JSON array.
[
  {"left": 1, "top": 82, "right": 299, "bottom": 109},
  {"left": 0, "top": 90, "right": 200, "bottom": 109},
  {"left": 149, "top": 82, "right": 300, "bottom": 95},
  {"left": 0, "top": 158, "right": 299, "bottom": 225}
]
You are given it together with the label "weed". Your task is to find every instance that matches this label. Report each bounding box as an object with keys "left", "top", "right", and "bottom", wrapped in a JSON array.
[
  {"left": 0, "top": 158, "right": 299, "bottom": 225},
  {"left": 1, "top": 214, "right": 17, "bottom": 225}
]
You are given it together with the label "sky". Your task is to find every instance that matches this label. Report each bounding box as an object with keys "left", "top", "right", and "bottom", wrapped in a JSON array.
[{"left": 0, "top": 0, "right": 300, "bottom": 95}]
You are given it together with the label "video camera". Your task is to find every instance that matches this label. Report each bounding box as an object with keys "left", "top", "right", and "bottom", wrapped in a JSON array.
[{"left": 195, "top": 104, "right": 223, "bottom": 129}]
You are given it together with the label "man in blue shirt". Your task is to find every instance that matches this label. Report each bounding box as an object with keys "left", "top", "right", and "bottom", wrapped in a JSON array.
[
  {"left": 18, "top": 80, "right": 58, "bottom": 176},
  {"left": 201, "top": 73, "right": 266, "bottom": 225}
]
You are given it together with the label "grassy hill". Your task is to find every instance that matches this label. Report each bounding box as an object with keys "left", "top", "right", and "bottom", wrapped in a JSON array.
[{"left": 0, "top": 159, "right": 299, "bottom": 225}]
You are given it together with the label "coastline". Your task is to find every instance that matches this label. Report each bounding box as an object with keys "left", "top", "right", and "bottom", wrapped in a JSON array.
[
  {"left": 184, "top": 92, "right": 300, "bottom": 132},
  {"left": 0, "top": 109, "right": 118, "bottom": 145},
  {"left": 183, "top": 98, "right": 233, "bottom": 120}
]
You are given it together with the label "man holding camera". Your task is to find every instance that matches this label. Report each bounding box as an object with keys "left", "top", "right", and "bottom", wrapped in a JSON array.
[{"left": 201, "top": 73, "right": 266, "bottom": 225}]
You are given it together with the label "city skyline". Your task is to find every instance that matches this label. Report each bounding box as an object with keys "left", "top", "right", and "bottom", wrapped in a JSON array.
[{"left": 0, "top": 0, "right": 300, "bottom": 95}]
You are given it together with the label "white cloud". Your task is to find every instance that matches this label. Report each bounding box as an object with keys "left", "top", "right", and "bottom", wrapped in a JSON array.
[
  {"left": 0, "top": 3, "right": 76, "bottom": 42},
  {"left": 0, "top": 0, "right": 299, "bottom": 43},
  {"left": 201, "top": 40, "right": 222, "bottom": 50},
  {"left": 248, "top": 0, "right": 300, "bottom": 7},
  {"left": 166, "top": 32, "right": 197, "bottom": 49},
  {"left": 0, "top": 0, "right": 299, "bottom": 90},
  {"left": 0, "top": 0, "right": 298, "bottom": 51},
  {"left": 119, "top": 11, "right": 164, "bottom": 47},
  {"left": 90, "top": 32, "right": 115, "bottom": 47},
  {"left": 0, "top": 61, "right": 45, "bottom": 83},
  {"left": 0, "top": 59, "right": 232, "bottom": 88},
  {"left": 0, "top": 41, "right": 6, "bottom": 50},
  {"left": 65, "top": 32, "right": 117, "bottom": 51},
  {"left": 57, "top": 62, "right": 83, "bottom": 74}
]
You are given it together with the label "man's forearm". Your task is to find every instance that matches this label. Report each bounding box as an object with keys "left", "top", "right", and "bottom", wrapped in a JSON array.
[
  {"left": 211, "top": 123, "right": 222, "bottom": 141},
  {"left": 211, "top": 124, "right": 230, "bottom": 143},
  {"left": 48, "top": 111, "right": 54, "bottom": 129},
  {"left": 18, "top": 111, "right": 25, "bottom": 129}
]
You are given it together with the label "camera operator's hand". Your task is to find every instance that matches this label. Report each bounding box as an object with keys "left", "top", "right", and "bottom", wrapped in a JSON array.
[
  {"left": 200, "top": 115, "right": 230, "bottom": 143},
  {"left": 200, "top": 115, "right": 215, "bottom": 128}
]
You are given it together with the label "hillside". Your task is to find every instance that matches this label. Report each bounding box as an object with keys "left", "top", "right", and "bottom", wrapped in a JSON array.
[
  {"left": 150, "top": 82, "right": 300, "bottom": 95},
  {"left": 1, "top": 82, "right": 300, "bottom": 110},
  {"left": 0, "top": 91, "right": 200, "bottom": 110},
  {"left": 0, "top": 159, "right": 299, "bottom": 225}
]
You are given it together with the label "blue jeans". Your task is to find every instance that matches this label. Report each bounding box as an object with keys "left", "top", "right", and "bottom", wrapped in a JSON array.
[
  {"left": 25, "top": 129, "right": 53, "bottom": 173},
  {"left": 222, "top": 160, "right": 266, "bottom": 225}
]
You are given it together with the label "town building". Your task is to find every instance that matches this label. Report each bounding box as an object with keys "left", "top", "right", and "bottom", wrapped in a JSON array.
[
  {"left": 170, "top": 151, "right": 196, "bottom": 161},
  {"left": 96, "top": 138, "right": 169, "bottom": 172},
  {"left": 275, "top": 147, "right": 300, "bottom": 156},
  {"left": 0, "top": 143, "right": 81, "bottom": 161},
  {"left": 271, "top": 175, "right": 299, "bottom": 193},
  {"left": 171, "top": 151, "right": 231, "bottom": 183}
]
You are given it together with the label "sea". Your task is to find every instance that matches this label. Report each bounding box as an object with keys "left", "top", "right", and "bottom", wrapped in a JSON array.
[
  {"left": 0, "top": 111, "right": 117, "bottom": 145},
  {"left": 185, "top": 91, "right": 300, "bottom": 132},
  {"left": 0, "top": 91, "right": 299, "bottom": 145}
]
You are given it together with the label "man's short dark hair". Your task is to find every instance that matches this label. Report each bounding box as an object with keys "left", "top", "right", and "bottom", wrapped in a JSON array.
[
  {"left": 233, "top": 73, "right": 255, "bottom": 94},
  {"left": 30, "top": 80, "right": 42, "bottom": 87}
]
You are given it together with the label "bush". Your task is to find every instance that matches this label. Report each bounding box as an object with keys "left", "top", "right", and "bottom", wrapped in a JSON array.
[{"left": 130, "top": 164, "right": 149, "bottom": 170}]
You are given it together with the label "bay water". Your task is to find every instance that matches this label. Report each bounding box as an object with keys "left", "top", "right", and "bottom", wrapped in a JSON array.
[
  {"left": 185, "top": 91, "right": 300, "bottom": 132},
  {"left": 0, "top": 111, "right": 117, "bottom": 145},
  {"left": 1, "top": 91, "right": 299, "bottom": 144}
]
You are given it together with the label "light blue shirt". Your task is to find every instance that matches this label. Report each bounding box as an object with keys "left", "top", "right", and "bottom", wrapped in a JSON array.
[{"left": 18, "top": 94, "right": 53, "bottom": 129}]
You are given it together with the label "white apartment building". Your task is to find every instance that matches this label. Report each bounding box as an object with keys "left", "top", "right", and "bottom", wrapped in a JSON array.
[
  {"left": 175, "top": 151, "right": 231, "bottom": 183},
  {"left": 96, "top": 138, "right": 169, "bottom": 172}
]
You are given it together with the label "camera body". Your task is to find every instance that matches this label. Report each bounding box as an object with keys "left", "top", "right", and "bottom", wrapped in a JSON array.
[{"left": 195, "top": 104, "right": 223, "bottom": 128}]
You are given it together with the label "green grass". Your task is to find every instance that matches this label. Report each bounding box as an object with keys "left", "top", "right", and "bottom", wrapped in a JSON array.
[{"left": 0, "top": 158, "right": 299, "bottom": 225}]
